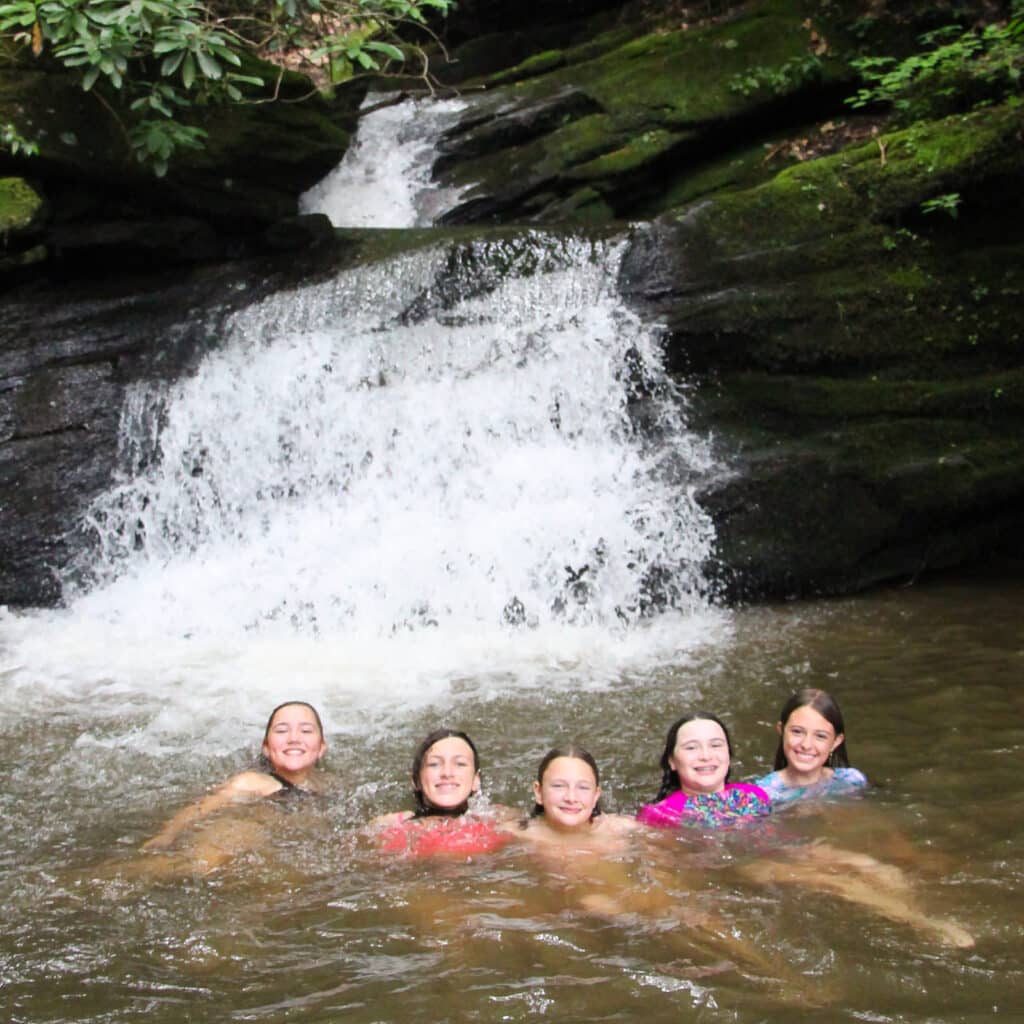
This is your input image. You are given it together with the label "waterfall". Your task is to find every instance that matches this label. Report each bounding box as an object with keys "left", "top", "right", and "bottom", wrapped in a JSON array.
[
  {"left": 299, "top": 94, "right": 471, "bottom": 227},
  {"left": 0, "top": 98, "right": 724, "bottom": 740}
]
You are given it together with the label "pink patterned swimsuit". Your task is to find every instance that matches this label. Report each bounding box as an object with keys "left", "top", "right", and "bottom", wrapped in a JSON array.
[{"left": 637, "top": 782, "right": 772, "bottom": 829}]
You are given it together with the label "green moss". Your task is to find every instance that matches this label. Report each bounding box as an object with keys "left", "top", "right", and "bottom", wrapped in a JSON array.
[
  {"left": 682, "top": 101, "right": 1024, "bottom": 256},
  {"left": 485, "top": 6, "right": 847, "bottom": 134},
  {"left": 884, "top": 266, "right": 934, "bottom": 290},
  {"left": 0, "top": 176, "right": 44, "bottom": 236},
  {"left": 490, "top": 49, "right": 567, "bottom": 86},
  {"left": 574, "top": 14, "right": 837, "bottom": 127},
  {"left": 568, "top": 127, "right": 688, "bottom": 179}
]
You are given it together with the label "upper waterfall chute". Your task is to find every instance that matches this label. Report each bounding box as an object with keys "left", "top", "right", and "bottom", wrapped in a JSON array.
[{"left": 299, "top": 94, "right": 471, "bottom": 228}]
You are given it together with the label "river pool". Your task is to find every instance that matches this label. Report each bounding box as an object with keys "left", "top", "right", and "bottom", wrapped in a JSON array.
[{"left": 2, "top": 566, "right": 1021, "bottom": 1023}]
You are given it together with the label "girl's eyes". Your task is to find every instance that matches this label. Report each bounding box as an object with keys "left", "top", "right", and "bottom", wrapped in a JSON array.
[{"left": 788, "top": 727, "right": 832, "bottom": 741}]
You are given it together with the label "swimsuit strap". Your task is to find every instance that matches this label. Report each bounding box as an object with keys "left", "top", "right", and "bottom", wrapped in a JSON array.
[
  {"left": 268, "top": 770, "right": 298, "bottom": 792},
  {"left": 412, "top": 803, "right": 469, "bottom": 820}
]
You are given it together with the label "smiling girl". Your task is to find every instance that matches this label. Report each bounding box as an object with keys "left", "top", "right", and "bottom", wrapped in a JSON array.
[
  {"left": 514, "top": 746, "right": 638, "bottom": 849},
  {"left": 138, "top": 701, "right": 327, "bottom": 867},
  {"left": 755, "top": 690, "right": 867, "bottom": 806},
  {"left": 637, "top": 712, "right": 771, "bottom": 828},
  {"left": 373, "top": 728, "right": 514, "bottom": 857}
]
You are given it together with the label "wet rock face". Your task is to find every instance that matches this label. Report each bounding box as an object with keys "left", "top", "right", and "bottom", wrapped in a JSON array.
[
  {"left": 618, "top": 103, "right": 1024, "bottom": 599},
  {"left": 0, "top": 260, "right": 320, "bottom": 606}
]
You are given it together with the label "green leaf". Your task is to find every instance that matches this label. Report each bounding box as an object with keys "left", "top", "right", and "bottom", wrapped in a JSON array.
[
  {"left": 195, "top": 49, "right": 221, "bottom": 79},
  {"left": 364, "top": 41, "right": 404, "bottom": 61},
  {"left": 160, "top": 50, "right": 184, "bottom": 75}
]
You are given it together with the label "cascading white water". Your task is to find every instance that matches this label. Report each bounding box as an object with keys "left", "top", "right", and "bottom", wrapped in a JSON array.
[
  {"left": 299, "top": 94, "right": 471, "bottom": 227},
  {"left": 0, "top": 98, "right": 726, "bottom": 748},
  {"left": 78, "top": 236, "right": 713, "bottom": 630}
]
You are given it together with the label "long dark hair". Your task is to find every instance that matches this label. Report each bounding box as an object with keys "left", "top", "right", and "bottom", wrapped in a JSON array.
[
  {"left": 652, "top": 711, "right": 733, "bottom": 802},
  {"left": 773, "top": 689, "right": 850, "bottom": 770},
  {"left": 410, "top": 728, "right": 481, "bottom": 819},
  {"left": 529, "top": 745, "right": 604, "bottom": 820}
]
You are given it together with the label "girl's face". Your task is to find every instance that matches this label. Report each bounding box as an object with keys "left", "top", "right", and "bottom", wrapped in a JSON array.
[
  {"left": 779, "top": 705, "right": 842, "bottom": 779},
  {"left": 533, "top": 756, "right": 601, "bottom": 830},
  {"left": 417, "top": 736, "right": 480, "bottom": 811},
  {"left": 668, "top": 718, "right": 730, "bottom": 795},
  {"left": 262, "top": 704, "right": 326, "bottom": 775}
]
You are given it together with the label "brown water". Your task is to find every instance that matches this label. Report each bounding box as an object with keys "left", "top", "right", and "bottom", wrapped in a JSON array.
[{"left": 2, "top": 568, "right": 1022, "bottom": 1023}]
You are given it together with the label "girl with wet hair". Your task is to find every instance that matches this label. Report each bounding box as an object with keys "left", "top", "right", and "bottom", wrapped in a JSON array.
[
  {"left": 637, "top": 711, "right": 771, "bottom": 828},
  {"left": 755, "top": 689, "right": 867, "bottom": 806},
  {"left": 512, "top": 745, "right": 638, "bottom": 849},
  {"left": 372, "top": 728, "right": 514, "bottom": 856},
  {"left": 410, "top": 728, "right": 482, "bottom": 818},
  {"left": 140, "top": 701, "right": 327, "bottom": 866}
]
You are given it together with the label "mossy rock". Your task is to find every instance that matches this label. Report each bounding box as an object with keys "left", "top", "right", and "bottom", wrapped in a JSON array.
[
  {"left": 0, "top": 62, "right": 354, "bottom": 232},
  {"left": 0, "top": 175, "right": 45, "bottom": 237},
  {"left": 0, "top": 69, "right": 133, "bottom": 178},
  {"left": 436, "top": 2, "right": 854, "bottom": 223},
  {"left": 694, "top": 103, "right": 1024, "bottom": 253},
  {"left": 622, "top": 101, "right": 1024, "bottom": 375},
  {"left": 617, "top": 97, "right": 1024, "bottom": 598}
]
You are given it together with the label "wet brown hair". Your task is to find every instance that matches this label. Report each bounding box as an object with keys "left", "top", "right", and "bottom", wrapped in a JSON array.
[{"left": 410, "top": 728, "right": 480, "bottom": 818}]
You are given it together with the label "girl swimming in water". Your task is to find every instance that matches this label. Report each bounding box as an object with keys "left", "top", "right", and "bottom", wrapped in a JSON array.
[
  {"left": 755, "top": 689, "right": 867, "bottom": 806},
  {"left": 372, "top": 728, "right": 514, "bottom": 857},
  {"left": 513, "top": 745, "right": 638, "bottom": 850},
  {"left": 511, "top": 745, "right": 821, "bottom": 994},
  {"left": 142, "top": 700, "right": 327, "bottom": 855},
  {"left": 634, "top": 711, "right": 972, "bottom": 946},
  {"left": 637, "top": 712, "right": 771, "bottom": 828}
]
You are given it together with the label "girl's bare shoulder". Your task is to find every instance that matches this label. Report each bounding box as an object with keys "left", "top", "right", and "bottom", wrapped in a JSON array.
[{"left": 222, "top": 770, "right": 282, "bottom": 799}]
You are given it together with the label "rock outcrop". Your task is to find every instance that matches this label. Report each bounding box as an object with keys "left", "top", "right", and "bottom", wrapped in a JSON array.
[{"left": 620, "top": 102, "right": 1024, "bottom": 597}]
